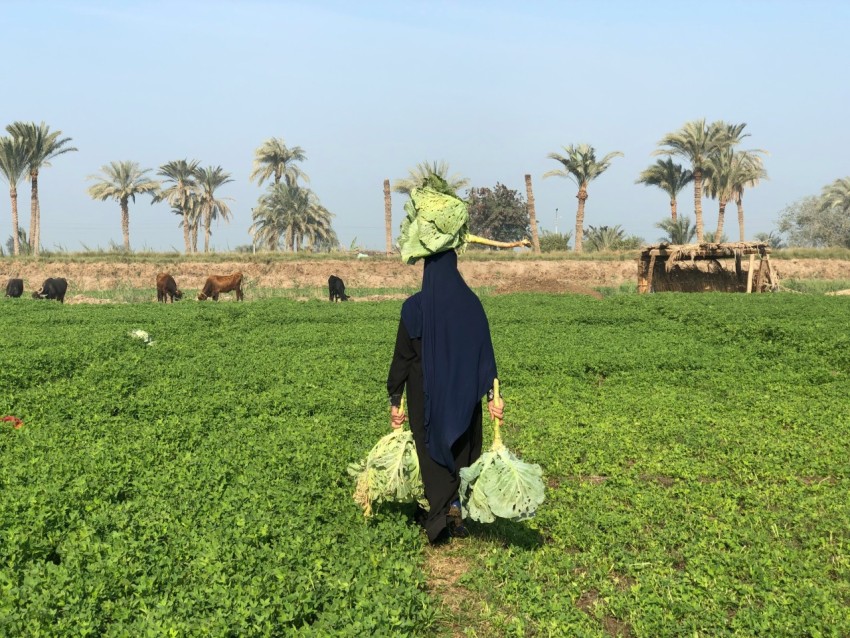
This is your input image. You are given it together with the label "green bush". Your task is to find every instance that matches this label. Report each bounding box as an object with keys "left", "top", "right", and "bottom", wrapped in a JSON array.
[{"left": 538, "top": 230, "right": 571, "bottom": 252}]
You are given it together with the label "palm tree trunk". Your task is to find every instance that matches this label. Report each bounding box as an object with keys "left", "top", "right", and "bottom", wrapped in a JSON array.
[
  {"left": 191, "top": 221, "right": 198, "bottom": 253},
  {"left": 30, "top": 171, "right": 39, "bottom": 256},
  {"left": 384, "top": 179, "right": 392, "bottom": 255},
  {"left": 9, "top": 185, "right": 20, "bottom": 255},
  {"left": 736, "top": 193, "right": 745, "bottom": 241},
  {"left": 204, "top": 209, "right": 211, "bottom": 253},
  {"left": 525, "top": 174, "right": 540, "bottom": 253},
  {"left": 693, "top": 170, "right": 704, "bottom": 243},
  {"left": 121, "top": 196, "right": 131, "bottom": 251},
  {"left": 182, "top": 212, "right": 191, "bottom": 254},
  {"left": 715, "top": 200, "right": 727, "bottom": 241},
  {"left": 574, "top": 186, "right": 588, "bottom": 252},
  {"left": 670, "top": 198, "right": 677, "bottom": 222}
]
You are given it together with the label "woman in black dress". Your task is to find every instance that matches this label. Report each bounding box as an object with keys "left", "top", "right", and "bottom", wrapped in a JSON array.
[{"left": 387, "top": 249, "right": 504, "bottom": 544}]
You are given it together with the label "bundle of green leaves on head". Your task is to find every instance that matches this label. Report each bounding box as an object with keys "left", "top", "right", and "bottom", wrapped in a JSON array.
[
  {"left": 347, "top": 400, "right": 427, "bottom": 517},
  {"left": 397, "top": 174, "right": 470, "bottom": 265},
  {"left": 459, "top": 380, "right": 546, "bottom": 523}
]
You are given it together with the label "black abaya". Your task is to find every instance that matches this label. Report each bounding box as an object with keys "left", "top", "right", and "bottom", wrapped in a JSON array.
[{"left": 387, "top": 320, "right": 483, "bottom": 542}]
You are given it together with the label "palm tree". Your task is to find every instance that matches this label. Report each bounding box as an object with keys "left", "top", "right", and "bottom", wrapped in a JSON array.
[
  {"left": 654, "top": 119, "right": 739, "bottom": 243},
  {"left": 543, "top": 143, "right": 623, "bottom": 252},
  {"left": 6, "top": 121, "right": 77, "bottom": 256},
  {"left": 656, "top": 216, "right": 697, "bottom": 244},
  {"left": 184, "top": 191, "right": 203, "bottom": 253},
  {"left": 729, "top": 150, "right": 768, "bottom": 241},
  {"left": 635, "top": 158, "right": 693, "bottom": 221},
  {"left": 702, "top": 148, "right": 735, "bottom": 241},
  {"left": 250, "top": 183, "right": 335, "bottom": 252},
  {"left": 584, "top": 225, "right": 627, "bottom": 252},
  {"left": 296, "top": 201, "right": 337, "bottom": 252},
  {"left": 392, "top": 160, "right": 469, "bottom": 195},
  {"left": 5, "top": 227, "right": 31, "bottom": 256},
  {"left": 250, "top": 183, "right": 306, "bottom": 251},
  {"left": 154, "top": 159, "right": 201, "bottom": 254},
  {"left": 250, "top": 138, "right": 308, "bottom": 188},
  {"left": 87, "top": 161, "right": 160, "bottom": 251},
  {"left": 820, "top": 177, "right": 850, "bottom": 214},
  {"left": 0, "top": 136, "right": 29, "bottom": 255},
  {"left": 194, "top": 166, "right": 234, "bottom": 253}
]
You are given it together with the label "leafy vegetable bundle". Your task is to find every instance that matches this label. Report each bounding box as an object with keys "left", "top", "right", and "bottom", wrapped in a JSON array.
[
  {"left": 459, "top": 380, "right": 545, "bottom": 523},
  {"left": 398, "top": 184, "right": 470, "bottom": 265},
  {"left": 348, "top": 400, "right": 426, "bottom": 516}
]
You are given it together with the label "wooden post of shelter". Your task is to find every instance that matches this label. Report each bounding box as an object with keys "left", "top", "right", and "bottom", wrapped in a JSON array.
[
  {"left": 746, "top": 254, "right": 755, "bottom": 293},
  {"left": 646, "top": 254, "right": 657, "bottom": 293},
  {"left": 764, "top": 255, "right": 777, "bottom": 290},
  {"left": 637, "top": 255, "right": 650, "bottom": 293}
]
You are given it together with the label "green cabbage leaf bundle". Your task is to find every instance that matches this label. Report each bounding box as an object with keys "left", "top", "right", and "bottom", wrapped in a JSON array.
[
  {"left": 397, "top": 185, "right": 470, "bottom": 265},
  {"left": 459, "top": 381, "right": 545, "bottom": 523},
  {"left": 348, "top": 410, "right": 426, "bottom": 516},
  {"left": 396, "top": 174, "right": 533, "bottom": 263}
]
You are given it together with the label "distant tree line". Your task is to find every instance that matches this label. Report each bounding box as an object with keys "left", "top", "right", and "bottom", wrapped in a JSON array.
[
  {"left": 3, "top": 118, "right": 849, "bottom": 256},
  {"left": 0, "top": 123, "right": 339, "bottom": 255}
]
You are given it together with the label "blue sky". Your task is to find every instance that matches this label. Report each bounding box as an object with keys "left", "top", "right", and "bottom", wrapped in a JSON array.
[{"left": 3, "top": 0, "right": 849, "bottom": 252}]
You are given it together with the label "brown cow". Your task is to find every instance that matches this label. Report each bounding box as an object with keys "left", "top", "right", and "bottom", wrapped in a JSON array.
[
  {"left": 197, "top": 272, "right": 243, "bottom": 301},
  {"left": 156, "top": 273, "right": 183, "bottom": 303}
]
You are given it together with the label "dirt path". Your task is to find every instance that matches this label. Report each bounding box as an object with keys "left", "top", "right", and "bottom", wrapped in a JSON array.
[{"left": 3, "top": 257, "right": 849, "bottom": 298}]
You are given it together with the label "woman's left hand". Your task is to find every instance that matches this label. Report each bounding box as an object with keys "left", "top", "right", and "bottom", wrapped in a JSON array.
[{"left": 390, "top": 405, "right": 407, "bottom": 429}]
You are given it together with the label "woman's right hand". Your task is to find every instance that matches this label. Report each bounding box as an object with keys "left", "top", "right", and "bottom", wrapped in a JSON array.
[{"left": 390, "top": 405, "right": 407, "bottom": 429}]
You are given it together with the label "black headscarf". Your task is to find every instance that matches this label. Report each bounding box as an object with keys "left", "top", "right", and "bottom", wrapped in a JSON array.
[{"left": 401, "top": 250, "right": 497, "bottom": 471}]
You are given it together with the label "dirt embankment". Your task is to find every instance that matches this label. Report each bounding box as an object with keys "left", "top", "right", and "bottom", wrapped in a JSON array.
[{"left": 4, "top": 258, "right": 850, "bottom": 298}]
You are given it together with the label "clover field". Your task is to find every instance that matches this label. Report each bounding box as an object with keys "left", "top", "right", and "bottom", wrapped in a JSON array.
[{"left": 1, "top": 292, "right": 848, "bottom": 637}]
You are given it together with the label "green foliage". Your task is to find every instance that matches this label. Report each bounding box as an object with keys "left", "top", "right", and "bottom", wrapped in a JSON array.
[
  {"left": 656, "top": 215, "right": 697, "bottom": 244},
  {"left": 583, "top": 224, "right": 643, "bottom": 251},
  {"left": 5, "top": 226, "right": 31, "bottom": 255},
  {"left": 753, "top": 230, "right": 786, "bottom": 249},
  {"left": 392, "top": 160, "right": 469, "bottom": 196},
  {"left": 635, "top": 158, "right": 693, "bottom": 201},
  {"left": 397, "top": 184, "right": 469, "bottom": 264},
  {"left": 778, "top": 194, "right": 850, "bottom": 248},
  {"left": 537, "top": 229, "right": 572, "bottom": 252},
  {"left": 0, "top": 300, "right": 434, "bottom": 635},
  {"left": 820, "top": 176, "right": 850, "bottom": 214},
  {"left": 703, "top": 230, "right": 729, "bottom": 243},
  {"left": 543, "top": 143, "right": 623, "bottom": 188},
  {"left": 777, "top": 278, "right": 850, "bottom": 294},
  {"left": 466, "top": 183, "right": 530, "bottom": 244},
  {"left": 1, "top": 289, "right": 850, "bottom": 635}
]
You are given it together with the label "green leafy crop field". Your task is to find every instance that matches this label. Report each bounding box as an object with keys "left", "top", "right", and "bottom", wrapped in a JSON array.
[{"left": 1, "top": 293, "right": 848, "bottom": 636}]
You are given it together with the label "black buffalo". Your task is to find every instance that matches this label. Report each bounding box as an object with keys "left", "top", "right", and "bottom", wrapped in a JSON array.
[
  {"left": 5, "top": 278, "right": 23, "bottom": 298},
  {"left": 328, "top": 275, "right": 350, "bottom": 302},
  {"left": 32, "top": 277, "right": 68, "bottom": 303}
]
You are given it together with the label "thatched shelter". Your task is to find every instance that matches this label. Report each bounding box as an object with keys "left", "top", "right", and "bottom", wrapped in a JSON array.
[{"left": 637, "top": 242, "right": 778, "bottom": 293}]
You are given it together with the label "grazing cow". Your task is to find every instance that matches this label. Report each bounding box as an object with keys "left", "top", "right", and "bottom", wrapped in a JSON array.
[
  {"left": 328, "top": 275, "right": 350, "bottom": 302},
  {"left": 156, "top": 272, "right": 183, "bottom": 303},
  {"left": 5, "top": 278, "right": 23, "bottom": 298},
  {"left": 198, "top": 272, "right": 243, "bottom": 301},
  {"left": 32, "top": 277, "right": 68, "bottom": 303}
]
